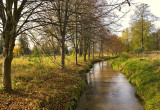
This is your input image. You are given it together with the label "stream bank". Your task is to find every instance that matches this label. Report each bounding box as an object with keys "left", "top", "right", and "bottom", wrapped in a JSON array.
[
  {"left": 76, "top": 61, "right": 144, "bottom": 110},
  {"left": 110, "top": 54, "right": 160, "bottom": 110}
]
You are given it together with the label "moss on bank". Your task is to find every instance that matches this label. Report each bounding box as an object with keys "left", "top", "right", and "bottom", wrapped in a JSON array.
[{"left": 110, "top": 54, "right": 160, "bottom": 110}]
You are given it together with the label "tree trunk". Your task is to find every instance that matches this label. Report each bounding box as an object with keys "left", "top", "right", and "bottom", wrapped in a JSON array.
[
  {"left": 156, "top": 32, "right": 159, "bottom": 50},
  {"left": 75, "top": 4, "right": 78, "bottom": 65},
  {"left": 79, "top": 39, "right": 83, "bottom": 56},
  {"left": 2, "top": 53, "right": 13, "bottom": 91},
  {"left": 88, "top": 43, "right": 90, "bottom": 60},
  {"left": 84, "top": 51, "right": 86, "bottom": 62},
  {"left": 102, "top": 48, "right": 103, "bottom": 57},
  {"left": 83, "top": 37, "right": 87, "bottom": 62},
  {"left": 60, "top": 0, "right": 69, "bottom": 69},
  {"left": 99, "top": 41, "right": 102, "bottom": 57},
  {"left": 75, "top": 47, "right": 78, "bottom": 65},
  {"left": 92, "top": 42, "right": 94, "bottom": 59},
  {"left": 2, "top": 28, "right": 16, "bottom": 92},
  {"left": 141, "top": 17, "right": 144, "bottom": 50},
  {"left": 141, "top": 37, "right": 144, "bottom": 49},
  {"left": 61, "top": 38, "right": 65, "bottom": 69}
]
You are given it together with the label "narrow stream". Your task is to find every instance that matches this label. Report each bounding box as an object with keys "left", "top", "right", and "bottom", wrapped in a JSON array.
[{"left": 76, "top": 61, "right": 144, "bottom": 110}]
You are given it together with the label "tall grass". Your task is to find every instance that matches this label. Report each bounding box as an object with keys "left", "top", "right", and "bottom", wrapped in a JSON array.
[{"left": 130, "top": 51, "right": 160, "bottom": 60}]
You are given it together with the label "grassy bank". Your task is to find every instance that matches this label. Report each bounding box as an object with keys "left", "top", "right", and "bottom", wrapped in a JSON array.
[
  {"left": 110, "top": 53, "right": 160, "bottom": 110},
  {"left": 0, "top": 55, "right": 109, "bottom": 109}
]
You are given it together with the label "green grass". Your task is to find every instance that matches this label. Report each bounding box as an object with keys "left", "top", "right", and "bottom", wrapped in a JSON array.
[
  {"left": 110, "top": 53, "right": 160, "bottom": 110},
  {"left": 0, "top": 55, "right": 108, "bottom": 109}
]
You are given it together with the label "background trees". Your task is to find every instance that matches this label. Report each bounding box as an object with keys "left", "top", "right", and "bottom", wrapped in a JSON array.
[
  {"left": 121, "top": 3, "right": 159, "bottom": 52},
  {"left": 19, "top": 33, "right": 30, "bottom": 55},
  {"left": 131, "top": 4, "right": 150, "bottom": 50},
  {"left": 130, "top": 20, "right": 152, "bottom": 50},
  {"left": 121, "top": 28, "right": 130, "bottom": 52},
  {"left": 152, "top": 29, "right": 160, "bottom": 50}
]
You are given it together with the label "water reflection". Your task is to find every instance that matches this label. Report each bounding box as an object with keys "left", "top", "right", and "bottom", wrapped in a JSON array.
[{"left": 76, "top": 61, "right": 144, "bottom": 110}]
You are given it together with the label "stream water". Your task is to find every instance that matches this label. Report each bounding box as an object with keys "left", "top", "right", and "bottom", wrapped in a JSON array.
[{"left": 76, "top": 61, "right": 144, "bottom": 110}]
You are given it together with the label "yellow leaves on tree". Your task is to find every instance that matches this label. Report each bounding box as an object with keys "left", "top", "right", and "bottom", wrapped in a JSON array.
[{"left": 13, "top": 43, "right": 24, "bottom": 56}]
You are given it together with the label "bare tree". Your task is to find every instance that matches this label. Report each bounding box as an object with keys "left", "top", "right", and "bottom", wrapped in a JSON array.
[{"left": 0, "top": 0, "right": 47, "bottom": 91}]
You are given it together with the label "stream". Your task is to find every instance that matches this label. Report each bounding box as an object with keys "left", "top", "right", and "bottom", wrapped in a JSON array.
[{"left": 76, "top": 61, "right": 144, "bottom": 110}]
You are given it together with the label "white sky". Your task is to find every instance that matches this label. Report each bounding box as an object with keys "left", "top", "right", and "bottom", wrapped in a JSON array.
[
  {"left": 118, "top": 0, "right": 160, "bottom": 36},
  {"left": 140, "top": 0, "right": 160, "bottom": 17}
]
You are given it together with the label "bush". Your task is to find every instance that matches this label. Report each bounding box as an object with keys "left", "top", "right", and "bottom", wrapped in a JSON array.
[
  {"left": 120, "top": 53, "right": 130, "bottom": 59},
  {"left": 134, "top": 47, "right": 144, "bottom": 54}
]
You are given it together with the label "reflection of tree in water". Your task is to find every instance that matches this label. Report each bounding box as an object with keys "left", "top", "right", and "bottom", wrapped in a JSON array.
[
  {"left": 87, "top": 65, "right": 96, "bottom": 87},
  {"left": 99, "top": 61, "right": 105, "bottom": 75},
  {"left": 99, "top": 62, "right": 102, "bottom": 72}
]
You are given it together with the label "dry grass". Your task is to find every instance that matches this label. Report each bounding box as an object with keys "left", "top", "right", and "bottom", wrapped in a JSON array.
[{"left": 130, "top": 51, "right": 160, "bottom": 60}]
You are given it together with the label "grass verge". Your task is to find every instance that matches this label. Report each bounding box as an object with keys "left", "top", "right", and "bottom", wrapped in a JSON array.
[{"left": 110, "top": 53, "right": 160, "bottom": 110}]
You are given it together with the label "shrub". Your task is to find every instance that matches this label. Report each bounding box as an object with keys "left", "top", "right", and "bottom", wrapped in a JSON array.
[
  {"left": 120, "top": 53, "right": 130, "bottom": 59},
  {"left": 134, "top": 47, "right": 144, "bottom": 54}
]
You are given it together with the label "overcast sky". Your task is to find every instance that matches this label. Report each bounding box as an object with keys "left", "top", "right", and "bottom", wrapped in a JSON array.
[
  {"left": 140, "top": 0, "right": 160, "bottom": 17},
  {"left": 135, "top": 0, "right": 160, "bottom": 27},
  {"left": 117, "top": 0, "right": 160, "bottom": 36}
]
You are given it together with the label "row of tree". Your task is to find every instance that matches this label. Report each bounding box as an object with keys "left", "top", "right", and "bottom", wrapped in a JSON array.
[{"left": 0, "top": 0, "right": 130, "bottom": 91}]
